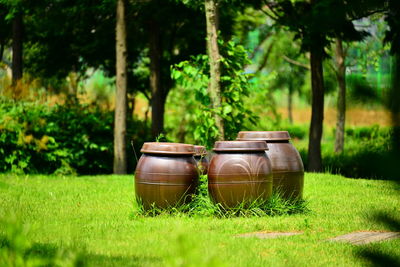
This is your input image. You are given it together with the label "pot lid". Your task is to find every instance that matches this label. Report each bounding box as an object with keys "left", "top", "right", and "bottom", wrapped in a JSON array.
[
  {"left": 194, "top": 145, "right": 207, "bottom": 156},
  {"left": 237, "top": 131, "right": 291, "bottom": 141},
  {"left": 213, "top": 141, "right": 268, "bottom": 152},
  {"left": 141, "top": 142, "right": 195, "bottom": 155}
]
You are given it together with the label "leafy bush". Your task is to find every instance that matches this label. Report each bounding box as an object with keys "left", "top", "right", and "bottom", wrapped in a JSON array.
[
  {"left": 171, "top": 39, "right": 257, "bottom": 148},
  {"left": 299, "top": 125, "right": 398, "bottom": 179},
  {"left": 0, "top": 97, "right": 150, "bottom": 175},
  {"left": 347, "top": 73, "right": 381, "bottom": 104}
]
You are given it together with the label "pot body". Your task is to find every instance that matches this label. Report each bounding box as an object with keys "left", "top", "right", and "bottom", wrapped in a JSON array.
[
  {"left": 135, "top": 154, "right": 199, "bottom": 209},
  {"left": 266, "top": 142, "right": 304, "bottom": 199},
  {"left": 208, "top": 152, "right": 273, "bottom": 208}
]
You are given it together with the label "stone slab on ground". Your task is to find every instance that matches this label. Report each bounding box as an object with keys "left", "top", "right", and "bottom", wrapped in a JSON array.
[
  {"left": 236, "top": 232, "right": 302, "bottom": 239},
  {"left": 330, "top": 231, "right": 400, "bottom": 245}
]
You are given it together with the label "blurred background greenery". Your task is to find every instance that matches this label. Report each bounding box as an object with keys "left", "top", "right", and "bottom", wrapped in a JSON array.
[{"left": 0, "top": 1, "right": 398, "bottom": 179}]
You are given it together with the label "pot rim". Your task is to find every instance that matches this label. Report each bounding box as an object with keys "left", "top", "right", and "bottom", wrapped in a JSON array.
[
  {"left": 237, "top": 131, "right": 291, "bottom": 141},
  {"left": 213, "top": 140, "right": 269, "bottom": 152},
  {"left": 140, "top": 142, "right": 195, "bottom": 155}
]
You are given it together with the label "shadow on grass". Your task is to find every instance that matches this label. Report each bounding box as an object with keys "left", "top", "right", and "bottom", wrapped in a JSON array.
[
  {"left": 358, "top": 249, "right": 400, "bottom": 267},
  {"left": 84, "top": 253, "right": 161, "bottom": 267},
  {"left": 354, "top": 206, "right": 400, "bottom": 266},
  {"left": 0, "top": 232, "right": 161, "bottom": 266}
]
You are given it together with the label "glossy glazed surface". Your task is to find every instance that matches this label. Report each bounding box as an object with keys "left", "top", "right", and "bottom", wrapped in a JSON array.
[
  {"left": 237, "top": 131, "right": 304, "bottom": 199},
  {"left": 208, "top": 151, "right": 273, "bottom": 208},
  {"left": 135, "top": 143, "right": 198, "bottom": 209},
  {"left": 266, "top": 142, "right": 304, "bottom": 199}
]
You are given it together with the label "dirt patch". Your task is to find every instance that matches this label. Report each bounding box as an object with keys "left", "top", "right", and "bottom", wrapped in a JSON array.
[{"left": 236, "top": 231, "right": 302, "bottom": 239}]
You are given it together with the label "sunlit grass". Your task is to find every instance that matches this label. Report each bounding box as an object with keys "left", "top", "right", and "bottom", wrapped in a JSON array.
[{"left": 0, "top": 173, "right": 399, "bottom": 266}]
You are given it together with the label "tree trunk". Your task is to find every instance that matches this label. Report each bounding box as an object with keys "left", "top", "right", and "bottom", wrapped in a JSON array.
[
  {"left": 127, "top": 92, "right": 136, "bottom": 117},
  {"left": 307, "top": 49, "right": 325, "bottom": 172},
  {"left": 288, "top": 82, "right": 293, "bottom": 124},
  {"left": 334, "top": 38, "right": 346, "bottom": 153},
  {"left": 205, "top": 0, "right": 224, "bottom": 140},
  {"left": 391, "top": 53, "right": 400, "bottom": 154},
  {"left": 113, "top": 0, "right": 128, "bottom": 174},
  {"left": 149, "top": 20, "right": 165, "bottom": 138},
  {"left": 0, "top": 39, "right": 5, "bottom": 61},
  {"left": 12, "top": 12, "right": 23, "bottom": 85}
]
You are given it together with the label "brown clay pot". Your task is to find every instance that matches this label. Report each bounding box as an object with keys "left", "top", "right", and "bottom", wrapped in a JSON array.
[
  {"left": 237, "top": 131, "right": 304, "bottom": 199},
  {"left": 194, "top": 145, "right": 209, "bottom": 175},
  {"left": 134, "top": 142, "right": 199, "bottom": 209},
  {"left": 208, "top": 141, "right": 273, "bottom": 208}
]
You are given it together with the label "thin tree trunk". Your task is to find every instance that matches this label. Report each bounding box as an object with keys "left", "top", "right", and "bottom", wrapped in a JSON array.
[
  {"left": 391, "top": 54, "right": 400, "bottom": 154},
  {"left": 334, "top": 38, "right": 346, "bottom": 153},
  {"left": 177, "top": 117, "right": 187, "bottom": 143},
  {"left": 114, "top": 0, "right": 128, "bottom": 174},
  {"left": 288, "top": 82, "right": 293, "bottom": 124},
  {"left": 12, "top": 12, "right": 23, "bottom": 85},
  {"left": 127, "top": 92, "right": 136, "bottom": 117},
  {"left": 149, "top": 20, "right": 165, "bottom": 138},
  {"left": 255, "top": 40, "right": 275, "bottom": 74},
  {"left": 0, "top": 39, "right": 4, "bottom": 61},
  {"left": 308, "top": 49, "right": 325, "bottom": 172},
  {"left": 205, "top": 0, "right": 224, "bottom": 140}
]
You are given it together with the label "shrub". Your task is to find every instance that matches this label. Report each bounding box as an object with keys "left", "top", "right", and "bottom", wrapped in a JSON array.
[
  {"left": 300, "top": 125, "right": 398, "bottom": 179},
  {"left": 0, "top": 97, "right": 150, "bottom": 175}
]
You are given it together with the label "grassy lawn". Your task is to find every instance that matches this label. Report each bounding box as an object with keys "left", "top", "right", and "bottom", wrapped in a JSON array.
[{"left": 0, "top": 173, "right": 399, "bottom": 266}]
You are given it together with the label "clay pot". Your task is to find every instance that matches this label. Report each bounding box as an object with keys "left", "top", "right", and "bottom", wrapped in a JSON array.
[
  {"left": 208, "top": 141, "right": 273, "bottom": 208},
  {"left": 237, "top": 131, "right": 304, "bottom": 199},
  {"left": 194, "top": 145, "right": 209, "bottom": 175},
  {"left": 134, "top": 142, "right": 199, "bottom": 209}
]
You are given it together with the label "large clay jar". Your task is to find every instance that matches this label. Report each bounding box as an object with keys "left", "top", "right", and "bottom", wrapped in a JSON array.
[
  {"left": 194, "top": 145, "right": 209, "bottom": 175},
  {"left": 208, "top": 141, "right": 273, "bottom": 208},
  {"left": 237, "top": 131, "right": 304, "bottom": 199},
  {"left": 135, "top": 142, "right": 199, "bottom": 209}
]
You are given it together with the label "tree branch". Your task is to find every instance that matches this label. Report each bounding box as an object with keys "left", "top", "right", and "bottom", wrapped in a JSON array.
[
  {"left": 282, "top": 55, "right": 310, "bottom": 70},
  {"left": 254, "top": 40, "right": 275, "bottom": 74},
  {"left": 261, "top": 1, "right": 280, "bottom": 21},
  {"left": 138, "top": 88, "right": 151, "bottom": 101},
  {"left": 248, "top": 32, "right": 271, "bottom": 61},
  {"left": 347, "top": 8, "right": 387, "bottom": 21}
]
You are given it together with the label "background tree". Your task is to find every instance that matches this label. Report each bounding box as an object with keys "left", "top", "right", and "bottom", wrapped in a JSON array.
[
  {"left": 266, "top": 0, "right": 367, "bottom": 171},
  {"left": 0, "top": 0, "right": 25, "bottom": 89},
  {"left": 205, "top": 0, "right": 224, "bottom": 139},
  {"left": 131, "top": 0, "right": 207, "bottom": 138},
  {"left": 114, "top": 0, "right": 128, "bottom": 174},
  {"left": 11, "top": 8, "right": 22, "bottom": 86},
  {"left": 333, "top": 38, "right": 346, "bottom": 153},
  {"left": 385, "top": 0, "right": 400, "bottom": 155},
  {"left": 0, "top": 3, "right": 11, "bottom": 65}
]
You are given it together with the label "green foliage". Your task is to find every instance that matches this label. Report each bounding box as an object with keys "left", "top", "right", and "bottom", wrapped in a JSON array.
[
  {"left": 171, "top": 40, "right": 257, "bottom": 148},
  {"left": 155, "top": 133, "right": 167, "bottom": 142},
  {"left": 273, "top": 0, "right": 368, "bottom": 56},
  {"left": 0, "top": 97, "right": 150, "bottom": 175},
  {"left": 322, "top": 126, "right": 398, "bottom": 179},
  {"left": 296, "top": 124, "right": 398, "bottom": 179},
  {"left": 1, "top": 174, "right": 400, "bottom": 266},
  {"left": 134, "top": 173, "right": 309, "bottom": 218}
]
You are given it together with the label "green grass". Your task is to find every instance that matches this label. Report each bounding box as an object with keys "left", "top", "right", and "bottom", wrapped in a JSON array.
[{"left": 0, "top": 173, "right": 399, "bottom": 266}]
